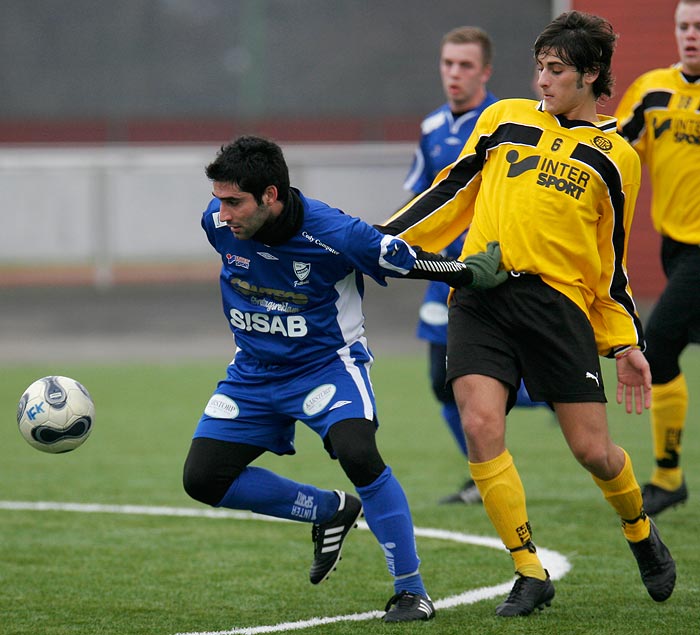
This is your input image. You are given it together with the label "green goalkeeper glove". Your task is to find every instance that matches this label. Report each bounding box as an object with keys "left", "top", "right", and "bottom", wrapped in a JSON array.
[{"left": 464, "top": 241, "right": 508, "bottom": 290}]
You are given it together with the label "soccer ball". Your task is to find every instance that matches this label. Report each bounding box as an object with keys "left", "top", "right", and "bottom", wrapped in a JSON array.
[{"left": 16, "top": 376, "right": 95, "bottom": 454}]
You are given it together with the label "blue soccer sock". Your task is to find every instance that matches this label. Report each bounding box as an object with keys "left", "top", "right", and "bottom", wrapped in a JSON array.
[
  {"left": 356, "top": 466, "right": 426, "bottom": 597},
  {"left": 216, "top": 466, "right": 339, "bottom": 523},
  {"left": 442, "top": 400, "right": 468, "bottom": 456}
]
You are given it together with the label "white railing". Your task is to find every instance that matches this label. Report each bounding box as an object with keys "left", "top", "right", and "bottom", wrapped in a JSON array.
[{"left": 0, "top": 143, "right": 413, "bottom": 286}]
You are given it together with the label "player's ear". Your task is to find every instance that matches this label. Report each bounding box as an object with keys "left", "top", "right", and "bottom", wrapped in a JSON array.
[
  {"left": 583, "top": 68, "right": 599, "bottom": 88},
  {"left": 263, "top": 185, "right": 278, "bottom": 205}
]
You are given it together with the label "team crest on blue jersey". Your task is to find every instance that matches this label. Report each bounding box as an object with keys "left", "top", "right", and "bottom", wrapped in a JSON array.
[{"left": 293, "top": 261, "right": 311, "bottom": 286}]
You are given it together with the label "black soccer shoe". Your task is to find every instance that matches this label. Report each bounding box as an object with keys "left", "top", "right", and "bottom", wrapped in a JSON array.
[
  {"left": 438, "top": 478, "right": 483, "bottom": 505},
  {"left": 309, "top": 490, "right": 362, "bottom": 584},
  {"left": 642, "top": 480, "right": 688, "bottom": 516},
  {"left": 627, "top": 518, "right": 676, "bottom": 602},
  {"left": 382, "top": 591, "right": 436, "bottom": 622},
  {"left": 495, "top": 571, "right": 555, "bottom": 617}
]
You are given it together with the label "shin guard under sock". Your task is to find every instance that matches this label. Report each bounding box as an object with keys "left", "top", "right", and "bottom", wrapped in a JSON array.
[
  {"left": 591, "top": 449, "right": 649, "bottom": 542},
  {"left": 216, "top": 466, "right": 339, "bottom": 522},
  {"left": 650, "top": 374, "right": 687, "bottom": 489},
  {"left": 356, "top": 466, "right": 425, "bottom": 595},
  {"left": 470, "top": 450, "right": 545, "bottom": 579}
]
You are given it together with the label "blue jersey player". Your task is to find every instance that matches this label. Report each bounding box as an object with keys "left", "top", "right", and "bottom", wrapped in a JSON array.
[
  {"left": 405, "top": 26, "right": 497, "bottom": 505},
  {"left": 182, "top": 136, "right": 507, "bottom": 622},
  {"left": 404, "top": 27, "right": 540, "bottom": 505}
]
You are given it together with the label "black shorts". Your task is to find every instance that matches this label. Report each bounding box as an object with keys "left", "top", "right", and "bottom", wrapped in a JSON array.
[
  {"left": 446, "top": 273, "right": 606, "bottom": 407},
  {"left": 645, "top": 237, "right": 700, "bottom": 383}
]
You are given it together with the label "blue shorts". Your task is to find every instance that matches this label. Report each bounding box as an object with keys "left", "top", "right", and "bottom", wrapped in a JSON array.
[{"left": 193, "top": 341, "right": 378, "bottom": 455}]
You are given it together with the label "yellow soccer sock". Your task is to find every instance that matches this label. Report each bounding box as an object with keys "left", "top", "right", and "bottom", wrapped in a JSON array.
[
  {"left": 652, "top": 467, "right": 683, "bottom": 491},
  {"left": 470, "top": 450, "right": 546, "bottom": 580},
  {"left": 592, "top": 449, "right": 649, "bottom": 543},
  {"left": 650, "top": 374, "right": 687, "bottom": 490}
]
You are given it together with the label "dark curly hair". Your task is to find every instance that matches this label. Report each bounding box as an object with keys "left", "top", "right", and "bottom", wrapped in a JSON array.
[
  {"left": 534, "top": 11, "right": 618, "bottom": 99},
  {"left": 205, "top": 135, "right": 290, "bottom": 204}
]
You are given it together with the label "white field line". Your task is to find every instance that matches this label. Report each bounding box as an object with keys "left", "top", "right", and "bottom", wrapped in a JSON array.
[{"left": 0, "top": 500, "right": 571, "bottom": 635}]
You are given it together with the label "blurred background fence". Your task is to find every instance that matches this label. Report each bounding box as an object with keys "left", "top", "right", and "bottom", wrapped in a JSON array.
[
  {"left": 0, "top": 143, "right": 413, "bottom": 287},
  {"left": 0, "top": 0, "right": 680, "bottom": 299}
]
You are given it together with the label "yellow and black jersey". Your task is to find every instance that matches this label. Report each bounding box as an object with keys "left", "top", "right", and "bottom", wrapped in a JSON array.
[
  {"left": 615, "top": 65, "right": 700, "bottom": 244},
  {"left": 380, "top": 98, "right": 643, "bottom": 356}
]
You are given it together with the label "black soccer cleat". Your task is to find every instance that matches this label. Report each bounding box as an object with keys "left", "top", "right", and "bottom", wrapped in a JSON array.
[
  {"left": 495, "top": 571, "right": 555, "bottom": 617},
  {"left": 628, "top": 518, "right": 676, "bottom": 602},
  {"left": 309, "top": 490, "right": 362, "bottom": 584},
  {"left": 642, "top": 480, "right": 688, "bottom": 516},
  {"left": 438, "top": 478, "right": 483, "bottom": 505},
  {"left": 382, "top": 590, "right": 436, "bottom": 622}
]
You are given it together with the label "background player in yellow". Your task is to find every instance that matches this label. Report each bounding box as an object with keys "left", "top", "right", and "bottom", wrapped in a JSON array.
[
  {"left": 615, "top": 0, "right": 700, "bottom": 517},
  {"left": 378, "top": 11, "right": 676, "bottom": 616}
]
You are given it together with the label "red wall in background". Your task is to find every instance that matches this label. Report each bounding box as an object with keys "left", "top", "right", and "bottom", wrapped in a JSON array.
[
  {"left": 0, "top": 2, "right": 680, "bottom": 302},
  {"left": 574, "top": 0, "right": 679, "bottom": 300}
]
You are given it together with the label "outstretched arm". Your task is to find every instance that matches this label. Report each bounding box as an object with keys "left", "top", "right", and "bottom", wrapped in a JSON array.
[{"left": 406, "top": 241, "right": 508, "bottom": 290}]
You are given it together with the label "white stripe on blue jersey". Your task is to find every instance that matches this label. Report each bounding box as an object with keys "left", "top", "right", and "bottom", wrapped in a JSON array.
[
  {"left": 403, "top": 93, "right": 498, "bottom": 195},
  {"left": 202, "top": 189, "right": 417, "bottom": 364}
]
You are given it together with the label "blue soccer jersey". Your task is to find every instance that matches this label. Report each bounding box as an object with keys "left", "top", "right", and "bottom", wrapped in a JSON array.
[
  {"left": 201, "top": 188, "right": 418, "bottom": 365},
  {"left": 405, "top": 94, "right": 497, "bottom": 345},
  {"left": 403, "top": 94, "right": 498, "bottom": 196}
]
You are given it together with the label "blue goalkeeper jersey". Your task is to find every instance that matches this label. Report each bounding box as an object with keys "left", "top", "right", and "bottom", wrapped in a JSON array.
[{"left": 202, "top": 188, "right": 417, "bottom": 364}]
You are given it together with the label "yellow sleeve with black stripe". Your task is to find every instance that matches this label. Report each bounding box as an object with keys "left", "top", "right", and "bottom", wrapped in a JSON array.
[
  {"left": 380, "top": 98, "right": 644, "bottom": 357},
  {"left": 616, "top": 66, "right": 700, "bottom": 244}
]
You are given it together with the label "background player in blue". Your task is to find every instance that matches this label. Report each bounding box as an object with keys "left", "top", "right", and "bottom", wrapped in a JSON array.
[
  {"left": 404, "top": 26, "right": 539, "bottom": 505},
  {"left": 182, "top": 136, "right": 507, "bottom": 622}
]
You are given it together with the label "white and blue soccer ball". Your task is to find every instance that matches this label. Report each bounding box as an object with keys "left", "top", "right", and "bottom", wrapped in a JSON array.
[{"left": 17, "top": 376, "right": 95, "bottom": 453}]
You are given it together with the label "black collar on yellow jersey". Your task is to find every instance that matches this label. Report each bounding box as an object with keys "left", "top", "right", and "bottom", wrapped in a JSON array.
[{"left": 535, "top": 100, "right": 618, "bottom": 133}]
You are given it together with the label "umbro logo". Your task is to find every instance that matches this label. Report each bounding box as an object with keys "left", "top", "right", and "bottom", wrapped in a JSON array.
[{"left": 257, "top": 251, "right": 278, "bottom": 260}]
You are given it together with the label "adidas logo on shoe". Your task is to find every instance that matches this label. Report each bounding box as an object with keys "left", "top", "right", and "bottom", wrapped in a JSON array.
[
  {"left": 382, "top": 590, "right": 435, "bottom": 622},
  {"left": 309, "top": 490, "right": 362, "bottom": 584}
]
